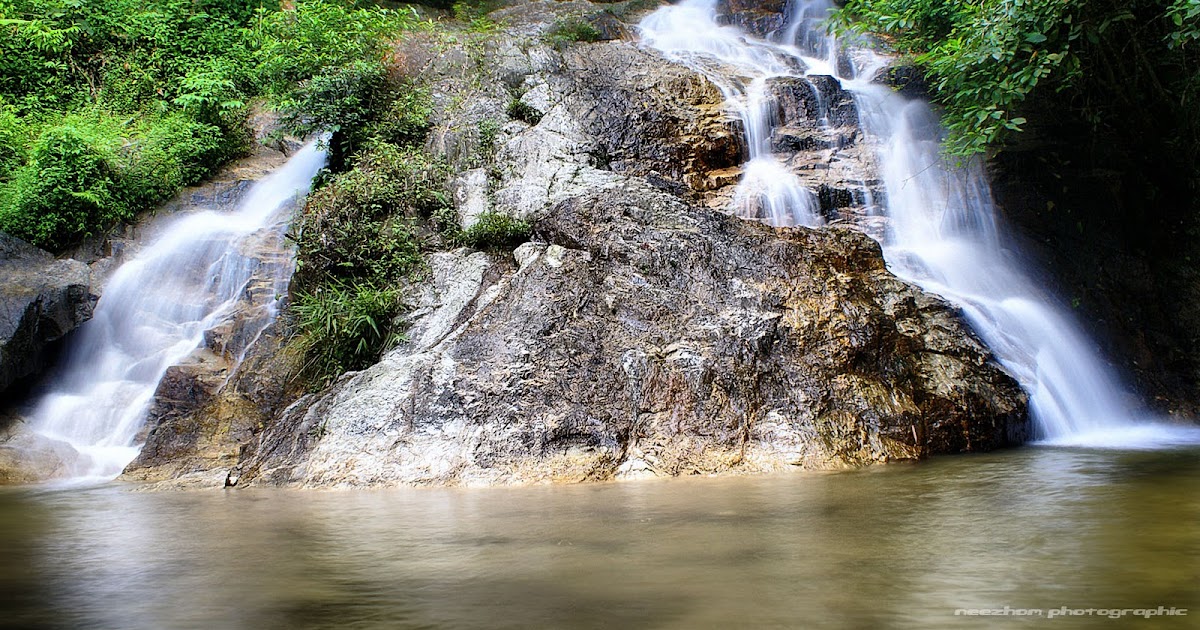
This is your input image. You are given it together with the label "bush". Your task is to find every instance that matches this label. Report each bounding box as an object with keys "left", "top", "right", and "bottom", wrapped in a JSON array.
[
  {"left": 120, "top": 112, "right": 230, "bottom": 208},
  {"left": 545, "top": 18, "right": 603, "bottom": 47},
  {"left": 0, "top": 102, "right": 28, "bottom": 177},
  {"left": 293, "top": 144, "right": 447, "bottom": 290},
  {"left": 253, "top": 0, "right": 416, "bottom": 98},
  {"left": 834, "top": 0, "right": 1200, "bottom": 157},
  {"left": 291, "top": 281, "right": 404, "bottom": 386},
  {"left": 0, "top": 124, "right": 125, "bottom": 249},
  {"left": 279, "top": 60, "right": 390, "bottom": 168},
  {"left": 458, "top": 211, "right": 532, "bottom": 248},
  {"left": 507, "top": 98, "right": 543, "bottom": 125}
]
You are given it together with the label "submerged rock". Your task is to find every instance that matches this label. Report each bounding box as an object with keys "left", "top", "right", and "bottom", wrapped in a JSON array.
[{"left": 0, "top": 233, "right": 94, "bottom": 399}]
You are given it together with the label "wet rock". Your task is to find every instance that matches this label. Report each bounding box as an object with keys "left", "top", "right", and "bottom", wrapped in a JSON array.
[
  {"left": 232, "top": 183, "right": 1027, "bottom": 488},
  {"left": 715, "top": 0, "right": 791, "bottom": 38},
  {"left": 768, "top": 75, "right": 858, "bottom": 130},
  {"left": 562, "top": 43, "right": 746, "bottom": 192},
  {"left": 876, "top": 65, "right": 929, "bottom": 99},
  {"left": 0, "top": 232, "right": 95, "bottom": 398},
  {"left": 0, "top": 427, "right": 79, "bottom": 484}
]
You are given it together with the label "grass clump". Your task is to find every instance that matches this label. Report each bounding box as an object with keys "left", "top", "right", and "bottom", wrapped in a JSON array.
[
  {"left": 545, "top": 18, "right": 603, "bottom": 47},
  {"left": 458, "top": 211, "right": 531, "bottom": 249},
  {"left": 507, "top": 99, "right": 543, "bottom": 125},
  {"left": 289, "top": 141, "right": 450, "bottom": 387},
  {"left": 291, "top": 281, "right": 405, "bottom": 386}
]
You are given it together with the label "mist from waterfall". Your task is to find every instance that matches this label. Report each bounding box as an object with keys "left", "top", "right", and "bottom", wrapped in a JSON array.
[
  {"left": 641, "top": 0, "right": 1200, "bottom": 447},
  {"left": 28, "top": 142, "right": 327, "bottom": 482}
]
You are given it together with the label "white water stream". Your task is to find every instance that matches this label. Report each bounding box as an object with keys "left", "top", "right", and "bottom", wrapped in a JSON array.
[
  {"left": 641, "top": 0, "right": 1200, "bottom": 447},
  {"left": 28, "top": 142, "right": 327, "bottom": 481}
]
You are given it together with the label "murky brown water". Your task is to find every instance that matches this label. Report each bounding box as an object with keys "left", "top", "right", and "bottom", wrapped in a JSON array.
[{"left": 1, "top": 446, "right": 1197, "bottom": 629}]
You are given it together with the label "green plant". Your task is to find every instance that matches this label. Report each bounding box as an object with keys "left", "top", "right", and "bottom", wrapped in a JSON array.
[
  {"left": 0, "top": 123, "right": 125, "bottom": 249},
  {"left": 291, "top": 280, "right": 405, "bottom": 387},
  {"left": 120, "top": 112, "right": 230, "bottom": 207},
  {"left": 451, "top": 0, "right": 501, "bottom": 21},
  {"left": 834, "top": 0, "right": 1200, "bottom": 157},
  {"left": 279, "top": 60, "right": 389, "bottom": 167},
  {"left": 545, "top": 18, "right": 603, "bottom": 47},
  {"left": 506, "top": 98, "right": 543, "bottom": 125},
  {"left": 293, "top": 146, "right": 443, "bottom": 290},
  {"left": 0, "top": 101, "right": 28, "bottom": 177},
  {"left": 1168, "top": 0, "right": 1200, "bottom": 48},
  {"left": 458, "top": 211, "right": 531, "bottom": 248},
  {"left": 475, "top": 118, "right": 502, "bottom": 164},
  {"left": 252, "top": 0, "right": 414, "bottom": 98}
]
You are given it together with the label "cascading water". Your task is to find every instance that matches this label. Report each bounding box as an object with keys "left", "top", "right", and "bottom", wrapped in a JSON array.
[
  {"left": 640, "top": 1, "right": 822, "bottom": 226},
  {"left": 641, "top": 0, "right": 1200, "bottom": 447},
  {"left": 28, "top": 142, "right": 327, "bottom": 481}
]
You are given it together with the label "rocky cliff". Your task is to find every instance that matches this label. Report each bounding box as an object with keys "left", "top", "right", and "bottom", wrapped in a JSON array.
[
  {"left": 125, "top": 3, "right": 1027, "bottom": 489},
  {"left": 0, "top": 233, "right": 94, "bottom": 400},
  {"left": 2, "top": 1, "right": 1030, "bottom": 488}
]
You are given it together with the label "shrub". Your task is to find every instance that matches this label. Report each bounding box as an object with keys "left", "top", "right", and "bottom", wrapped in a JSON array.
[
  {"left": 0, "top": 124, "right": 125, "bottom": 249},
  {"left": 293, "top": 144, "right": 447, "bottom": 290},
  {"left": 0, "top": 102, "right": 28, "bottom": 177},
  {"left": 253, "top": 0, "right": 415, "bottom": 98},
  {"left": 458, "top": 211, "right": 531, "bottom": 249},
  {"left": 546, "top": 18, "right": 603, "bottom": 47},
  {"left": 120, "top": 112, "right": 230, "bottom": 208},
  {"left": 279, "top": 60, "right": 390, "bottom": 168},
  {"left": 291, "top": 280, "right": 404, "bottom": 387},
  {"left": 507, "top": 98, "right": 543, "bottom": 125}
]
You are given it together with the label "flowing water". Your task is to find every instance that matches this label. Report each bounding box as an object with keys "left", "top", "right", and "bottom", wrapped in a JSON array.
[
  {"left": 25, "top": 143, "right": 327, "bottom": 482},
  {"left": 640, "top": 0, "right": 1200, "bottom": 447},
  {"left": 1, "top": 447, "right": 1196, "bottom": 629}
]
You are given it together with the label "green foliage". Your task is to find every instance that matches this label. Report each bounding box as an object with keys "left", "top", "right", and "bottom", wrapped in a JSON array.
[
  {"left": 0, "top": 0, "right": 431, "bottom": 251},
  {"left": 119, "top": 112, "right": 230, "bottom": 208},
  {"left": 289, "top": 140, "right": 450, "bottom": 387},
  {"left": 835, "top": 0, "right": 1200, "bottom": 156},
  {"left": 1168, "top": 0, "right": 1200, "bottom": 48},
  {"left": 0, "top": 101, "right": 28, "bottom": 176},
  {"left": 451, "top": 1, "right": 501, "bottom": 20},
  {"left": 377, "top": 86, "right": 435, "bottom": 147},
  {"left": 458, "top": 211, "right": 532, "bottom": 249},
  {"left": 545, "top": 18, "right": 603, "bottom": 47},
  {"left": 279, "top": 60, "right": 389, "bottom": 164},
  {"left": 253, "top": 0, "right": 415, "bottom": 98},
  {"left": 0, "top": 109, "right": 235, "bottom": 249},
  {"left": 291, "top": 281, "right": 404, "bottom": 386},
  {"left": 835, "top": 0, "right": 1077, "bottom": 155},
  {"left": 507, "top": 99, "right": 543, "bottom": 125},
  {"left": 294, "top": 144, "right": 444, "bottom": 289},
  {"left": 0, "top": 124, "right": 124, "bottom": 249}
]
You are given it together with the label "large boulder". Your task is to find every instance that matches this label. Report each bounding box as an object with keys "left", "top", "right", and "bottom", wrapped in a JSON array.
[
  {"left": 229, "top": 182, "right": 1028, "bottom": 488},
  {"left": 0, "top": 232, "right": 94, "bottom": 398}
]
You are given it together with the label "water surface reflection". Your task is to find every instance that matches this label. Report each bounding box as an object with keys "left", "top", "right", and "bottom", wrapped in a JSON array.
[{"left": 2, "top": 446, "right": 1197, "bottom": 629}]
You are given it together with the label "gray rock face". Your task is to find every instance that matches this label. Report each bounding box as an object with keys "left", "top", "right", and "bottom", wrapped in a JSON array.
[
  {"left": 123, "top": 3, "right": 1031, "bottom": 489},
  {"left": 232, "top": 182, "right": 1027, "bottom": 487},
  {"left": 715, "top": 0, "right": 792, "bottom": 37},
  {"left": 0, "top": 232, "right": 94, "bottom": 398}
]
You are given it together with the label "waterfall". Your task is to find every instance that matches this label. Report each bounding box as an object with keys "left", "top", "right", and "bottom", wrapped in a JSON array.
[
  {"left": 641, "top": 1, "right": 1200, "bottom": 447},
  {"left": 28, "top": 142, "right": 327, "bottom": 481},
  {"left": 640, "top": 0, "right": 822, "bottom": 226}
]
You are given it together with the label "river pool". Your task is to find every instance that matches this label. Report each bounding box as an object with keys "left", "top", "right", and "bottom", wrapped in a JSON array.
[{"left": 1, "top": 445, "right": 1197, "bottom": 629}]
